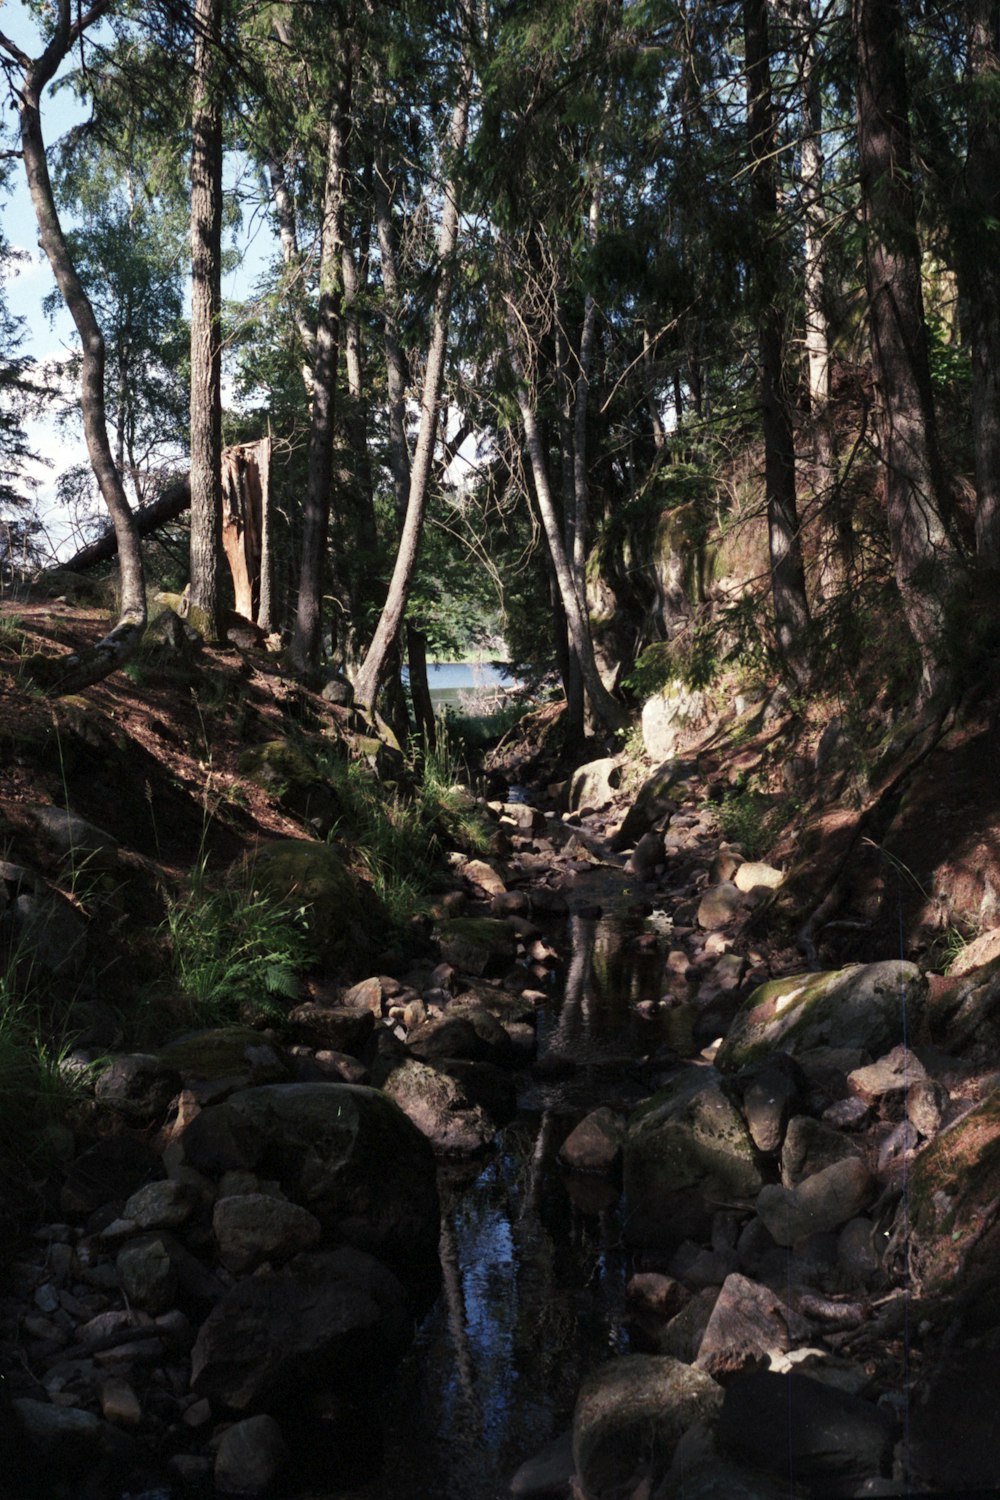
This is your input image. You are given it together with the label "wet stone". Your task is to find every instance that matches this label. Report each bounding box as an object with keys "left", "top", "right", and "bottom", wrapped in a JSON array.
[
  {"left": 559, "top": 1107, "right": 626, "bottom": 1174},
  {"left": 756, "top": 1157, "right": 874, "bottom": 1246}
]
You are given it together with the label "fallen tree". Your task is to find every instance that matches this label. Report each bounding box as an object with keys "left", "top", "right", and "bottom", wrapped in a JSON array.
[{"left": 53, "top": 477, "right": 191, "bottom": 574}]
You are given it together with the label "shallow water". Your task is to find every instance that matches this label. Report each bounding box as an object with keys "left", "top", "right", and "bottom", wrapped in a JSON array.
[{"left": 312, "top": 912, "right": 696, "bottom": 1500}]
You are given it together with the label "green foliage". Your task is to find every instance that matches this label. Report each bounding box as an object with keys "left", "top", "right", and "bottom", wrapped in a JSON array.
[
  {"left": 441, "top": 700, "right": 533, "bottom": 763},
  {"left": 712, "top": 784, "right": 797, "bottom": 861},
  {"left": 165, "top": 864, "right": 314, "bottom": 1028}
]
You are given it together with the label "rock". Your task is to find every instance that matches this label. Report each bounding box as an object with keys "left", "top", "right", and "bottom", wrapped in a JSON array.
[
  {"left": 121, "top": 1178, "right": 198, "bottom": 1231},
  {"left": 320, "top": 674, "right": 354, "bottom": 706},
  {"left": 780, "top": 1115, "right": 863, "bottom": 1188},
  {"left": 238, "top": 740, "right": 342, "bottom": 836},
  {"left": 716, "top": 962, "right": 927, "bottom": 1073},
  {"left": 732, "top": 862, "right": 783, "bottom": 895},
  {"left": 406, "top": 1008, "right": 510, "bottom": 1067},
  {"left": 717, "top": 1371, "right": 896, "bottom": 1493},
  {"left": 286, "top": 1004, "right": 375, "bottom": 1055},
  {"left": 509, "top": 1428, "right": 575, "bottom": 1499},
  {"left": 176, "top": 1083, "right": 439, "bottom": 1288},
  {"left": 572, "top": 1355, "right": 723, "bottom": 1500},
  {"left": 8, "top": 884, "right": 88, "bottom": 977},
  {"left": 94, "top": 1053, "right": 182, "bottom": 1123},
  {"left": 213, "top": 1193, "right": 322, "bottom": 1273},
  {"left": 659, "top": 1454, "right": 793, "bottom": 1499},
  {"left": 837, "top": 1218, "right": 883, "bottom": 1286},
  {"left": 906, "top": 1076, "right": 948, "bottom": 1138},
  {"left": 116, "top": 1236, "right": 177, "bottom": 1314},
  {"left": 340, "top": 977, "right": 387, "bottom": 1015},
  {"left": 567, "top": 757, "right": 622, "bottom": 813},
  {"left": 247, "top": 839, "right": 375, "bottom": 970},
  {"left": 381, "top": 1056, "right": 496, "bottom": 1155},
  {"left": 627, "top": 831, "right": 666, "bottom": 881},
  {"left": 694, "top": 1274, "right": 809, "bottom": 1380},
  {"left": 28, "top": 804, "right": 119, "bottom": 870},
  {"left": 626, "top": 1273, "right": 689, "bottom": 1321},
  {"left": 435, "top": 917, "right": 517, "bottom": 976},
  {"left": 61, "top": 1135, "right": 163, "bottom": 1217},
  {"left": 947, "top": 926, "right": 1000, "bottom": 977},
  {"left": 641, "top": 683, "right": 706, "bottom": 763},
  {"left": 433, "top": 1058, "right": 518, "bottom": 1124},
  {"left": 79, "top": 1309, "right": 157, "bottom": 1353},
  {"left": 190, "top": 1248, "right": 411, "bottom": 1411},
  {"left": 99, "top": 1377, "right": 141, "bottom": 1427},
  {"left": 756, "top": 1157, "right": 874, "bottom": 1247},
  {"left": 847, "top": 1045, "right": 927, "bottom": 1113},
  {"left": 215, "top": 1413, "right": 288, "bottom": 1497},
  {"left": 654, "top": 1290, "right": 723, "bottom": 1362},
  {"left": 624, "top": 1069, "right": 765, "bottom": 1249},
  {"left": 737, "top": 1056, "right": 804, "bottom": 1155},
  {"left": 458, "top": 857, "right": 508, "bottom": 898},
  {"left": 11, "top": 1397, "right": 104, "bottom": 1468},
  {"left": 559, "top": 1107, "right": 626, "bottom": 1174},
  {"left": 696, "top": 884, "right": 747, "bottom": 932}
]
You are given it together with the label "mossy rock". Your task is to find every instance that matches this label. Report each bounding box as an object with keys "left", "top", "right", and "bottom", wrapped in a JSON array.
[
  {"left": 239, "top": 740, "right": 343, "bottom": 837},
  {"left": 245, "top": 839, "right": 377, "bottom": 971},
  {"left": 904, "top": 1085, "right": 1000, "bottom": 1302},
  {"left": 435, "top": 917, "right": 516, "bottom": 976},
  {"left": 624, "top": 1068, "right": 765, "bottom": 1248},
  {"left": 714, "top": 961, "right": 927, "bottom": 1074},
  {"left": 612, "top": 758, "right": 693, "bottom": 849}
]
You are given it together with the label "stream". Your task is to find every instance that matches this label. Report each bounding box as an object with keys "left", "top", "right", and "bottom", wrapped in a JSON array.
[{"left": 315, "top": 910, "right": 698, "bottom": 1500}]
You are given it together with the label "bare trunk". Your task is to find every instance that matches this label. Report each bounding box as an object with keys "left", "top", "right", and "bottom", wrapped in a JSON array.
[
  {"left": 267, "top": 153, "right": 317, "bottom": 390},
  {"left": 506, "top": 309, "right": 625, "bottom": 737},
  {"left": 406, "top": 623, "right": 437, "bottom": 752},
  {"left": 745, "top": 0, "right": 812, "bottom": 685},
  {"left": 290, "top": 50, "right": 350, "bottom": 677},
  {"left": 354, "top": 70, "right": 472, "bottom": 711},
  {"left": 374, "top": 155, "right": 411, "bottom": 520},
  {"left": 965, "top": 0, "right": 1000, "bottom": 566},
  {"left": 853, "top": 0, "right": 957, "bottom": 699},
  {"left": 189, "top": 0, "right": 223, "bottom": 639},
  {"left": 1, "top": 7, "right": 146, "bottom": 690}
]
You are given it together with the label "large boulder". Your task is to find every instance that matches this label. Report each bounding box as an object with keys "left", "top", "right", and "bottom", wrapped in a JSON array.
[
  {"left": 572, "top": 1355, "right": 723, "bottom": 1500},
  {"left": 238, "top": 740, "right": 342, "bottom": 836},
  {"left": 190, "top": 1247, "right": 411, "bottom": 1412},
  {"left": 717, "top": 1371, "right": 896, "bottom": 1494},
  {"left": 624, "top": 1069, "right": 765, "bottom": 1249},
  {"left": 175, "top": 1083, "right": 439, "bottom": 1287},
  {"left": 715, "top": 962, "right": 927, "bottom": 1073},
  {"left": 641, "top": 681, "right": 706, "bottom": 763},
  {"left": 566, "top": 757, "right": 622, "bottom": 813}
]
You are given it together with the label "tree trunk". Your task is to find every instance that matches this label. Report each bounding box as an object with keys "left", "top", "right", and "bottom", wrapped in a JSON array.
[
  {"left": 353, "top": 66, "right": 472, "bottom": 711},
  {"left": 965, "top": 0, "right": 1000, "bottom": 566},
  {"left": 290, "top": 46, "right": 350, "bottom": 678},
  {"left": 1, "top": 6, "right": 147, "bottom": 691},
  {"left": 787, "top": 0, "right": 844, "bottom": 590},
  {"left": 745, "top": 0, "right": 812, "bottom": 685},
  {"left": 188, "top": 0, "right": 224, "bottom": 639},
  {"left": 853, "top": 0, "right": 957, "bottom": 699},
  {"left": 505, "top": 308, "right": 626, "bottom": 737},
  {"left": 406, "top": 623, "right": 437, "bottom": 752}
]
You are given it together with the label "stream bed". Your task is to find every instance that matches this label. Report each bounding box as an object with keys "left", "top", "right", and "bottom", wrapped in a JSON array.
[{"left": 315, "top": 911, "right": 697, "bottom": 1500}]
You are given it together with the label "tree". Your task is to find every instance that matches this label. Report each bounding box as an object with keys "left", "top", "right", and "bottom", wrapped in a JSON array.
[
  {"left": 353, "top": 14, "right": 475, "bottom": 710},
  {"left": 745, "top": 0, "right": 812, "bottom": 686},
  {"left": 188, "top": 0, "right": 225, "bottom": 636},
  {"left": 853, "top": 0, "right": 959, "bottom": 699},
  {"left": 0, "top": 2, "right": 147, "bottom": 689}
]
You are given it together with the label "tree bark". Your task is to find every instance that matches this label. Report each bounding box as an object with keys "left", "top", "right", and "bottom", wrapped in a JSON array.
[
  {"left": 353, "top": 63, "right": 472, "bottom": 711},
  {"left": 0, "top": 4, "right": 147, "bottom": 691},
  {"left": 188, "top": 0, "right": 224, "bottom": 639},
  {"left": 965, "top": 0, "right": 1000, "bottom": 566},
  {"left": 745, "top": 0, "right": 812, "bottom": 685},
  {"left": 853, "top": 0, "right": 957, "bottom": 699},
  {"left": 290, "top": 45, "right": 350, "bottom": 677}
]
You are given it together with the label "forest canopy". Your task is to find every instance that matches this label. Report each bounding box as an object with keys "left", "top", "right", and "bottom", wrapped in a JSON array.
[{"left": 0, "top": 0, "right": 996, "bottom": 731}]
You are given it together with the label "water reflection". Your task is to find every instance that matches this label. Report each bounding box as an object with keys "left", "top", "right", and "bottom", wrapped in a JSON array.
[{"left": 315, "top": 914, "right": 686, "bottom": 1500}]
